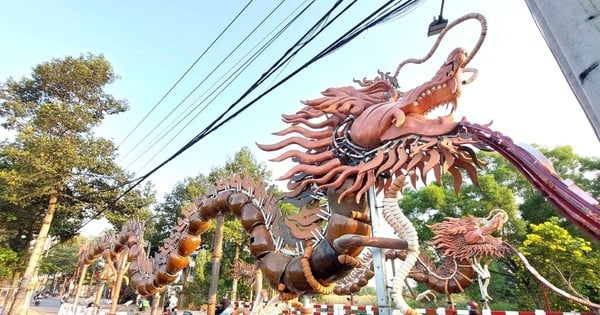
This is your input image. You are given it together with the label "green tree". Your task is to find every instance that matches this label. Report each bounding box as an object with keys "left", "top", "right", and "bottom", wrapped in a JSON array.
[
  {"left": 477, "top": 146, "right": 600, "bottom": 310},
  {"left": 400, "top": 172, "right": 521, "bottom": 242},
  {"left": 149, "top": 146, "right": 269, "bottom": 249},
  {"left": 517, "top": 218, "right": 600, "bottom": 310},
  {"left": 397, "top": 146, "right": 599, "bottom": 309},
  {"left": 207, "top": 146, "right": 271, "bottom": 184},
  {"left": 104, "top": 181, "right": 156, "bottom": 231},
  {"left": 38, "top": 236, "right": 86, "bottom": 278},
  {"left": 36, "top": 236, "right": 87, "bottom": 296},
  {"left": 199, "top": 147, "right": 270, "bottom": 304},
  {"left": 398, "top": 153, "right": 524, "bottom": 307},
  {"left": 0, "top": 54, "right": 143, "bottom": 314},
  {"left": 477, "top": 147, "right": 599, "bottom": 242},
  {"left": 0, "top": 247, "right": 19, "bottom": 279}
]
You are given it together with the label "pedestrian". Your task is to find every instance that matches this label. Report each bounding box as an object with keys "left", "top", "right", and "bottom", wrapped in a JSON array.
[
  {"left": 163, "top": 298, "right": 170, "bottom": 314},
  {"left": 467, "top": 301, "right": 480, "bottom": 315},
  {"left": 169, "top": 295, "right": 178, "bottom": 314},
  {"left": 141, "top": 298, "right": 150, "bottom": 311},
  {"left": 216, "top": 298, "right": 233, "bottom": 315}
]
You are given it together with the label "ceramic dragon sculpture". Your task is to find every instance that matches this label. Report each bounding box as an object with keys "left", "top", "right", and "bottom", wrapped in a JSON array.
[
  {"left": 74, "top": 11, "right": 600, "bottom": 315},
  {"left": 385, "top": 209, "right": 512, "bottom": 308}
]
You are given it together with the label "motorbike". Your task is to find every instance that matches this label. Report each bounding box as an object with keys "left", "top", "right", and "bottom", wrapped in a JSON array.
[{"left": 34, "top": 296, "right": 43, "bottom": 306}]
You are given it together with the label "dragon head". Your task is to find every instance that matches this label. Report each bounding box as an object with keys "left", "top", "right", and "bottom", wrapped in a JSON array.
[
  {"left": 349, "top": 48, "right": 470, "bottom": 149},
  {"left": 429, "top": 209, "right": 510, "bottom": 260},
  {"left": 258, "top": 47, "right": 484, "bottom": 203},
  {"left": 258, "top": 15, "right": 488, "bottom": 203}
]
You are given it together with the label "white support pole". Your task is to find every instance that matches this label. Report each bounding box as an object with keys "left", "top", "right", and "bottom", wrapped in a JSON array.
[{"left": 368, "top": 186, "right": 391, "bottom": 315}]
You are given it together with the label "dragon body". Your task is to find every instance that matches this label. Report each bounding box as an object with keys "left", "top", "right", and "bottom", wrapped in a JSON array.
[{"left": 72, "top": 12, "right": 600, "bottom": 315}]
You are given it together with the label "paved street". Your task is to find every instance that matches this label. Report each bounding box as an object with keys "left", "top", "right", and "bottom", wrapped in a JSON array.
[
  {"left": 28, "top": 296, "right": 73, "bottom": 315},
  {"left": 23, "top": 296, "right": 204, "bottom": 315},
  {"left": 24, "top": 296, "right": 128, "bottom": 315}
]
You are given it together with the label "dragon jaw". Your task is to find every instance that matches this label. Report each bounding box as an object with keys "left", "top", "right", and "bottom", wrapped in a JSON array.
[{"left": 349, "top": 48, "right": 469, "bottom": 149}]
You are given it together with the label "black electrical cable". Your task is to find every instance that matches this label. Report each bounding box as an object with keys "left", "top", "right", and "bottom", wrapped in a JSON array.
[
  {"left": 121, "top": 0, "right": 290, "bottom": 170},
  {"left": 203, "top": 0, "right": 422, "bottom": 138},
  {"left": 129, "top": 0, "right": 322, "bottom": 173},
  {"left": 50, "top": 1, "right": 312, "bottom": 215},
  {"left": 117, "top": 0, "right": 255, "bottom": 161},
  {"left": 126, "top": 0, "right": 347, "bottom": 185},
  {"left": 75, "top": 0, "right": 423, "bottom": 236},
  {"left": 133, "top": 1, "right": 316, "bottom": 174},
  {"left": 73, "top": 0, "right": 343, "bottom": 234},
  {"left": 125, "top": 0, "right": 412, "bottom": 193}
]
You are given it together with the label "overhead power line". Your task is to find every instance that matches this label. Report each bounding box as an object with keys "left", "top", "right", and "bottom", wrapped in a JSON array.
[
  {"left": 75, "top": 0, "right": 423, "bottom": 236},
  {"left": 126, "top": 0, "right": 421, "bottom": 192},
  {"left": 121, "top": 0, "right": 293, "bottom": 170},
  {"left": 74, "top": 0, "right": 342, "bottom": 234},
  {"left": 131, "top": 0, "right": 317, "bottom": 174},
  {"left": 202, "top": 0, "right": 422, "bottom": 137},
  {"left": 117, "top": 0, "right": 255, "bottom": 160}
]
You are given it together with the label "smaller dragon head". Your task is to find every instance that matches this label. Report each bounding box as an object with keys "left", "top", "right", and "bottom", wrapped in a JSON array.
[{"left": 429, "top": 209, "right": 510, "bottom": 260}]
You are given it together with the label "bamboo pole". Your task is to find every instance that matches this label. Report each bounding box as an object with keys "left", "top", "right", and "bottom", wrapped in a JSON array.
[
  {"left": 9, "top": 193, "right": 58, "bottom": 315},
  {"left": 207, "top": 213, "right": 225, "bottom": 315},
  {"left": 1, "top": 271, "right": 20, "bottom": 312},
  {"left": 109, "top": 248, "right": 130, "bottom": 315},
  {"left": 150, "top": 292, "right": 161, "bottom": 315},
  {"left": 72, "top": 265, "right": 89, "bottom": 313},
  {"left": 93, "top": 280, "right": 105, "bottom": 315},
  {"left": 231, "top": 245, "right": 240, "bottom": 302}
]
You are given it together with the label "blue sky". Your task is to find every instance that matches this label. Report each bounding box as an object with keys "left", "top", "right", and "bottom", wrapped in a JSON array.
[{"left": 2, "top": 0, "right": 599, "bottom": 225}]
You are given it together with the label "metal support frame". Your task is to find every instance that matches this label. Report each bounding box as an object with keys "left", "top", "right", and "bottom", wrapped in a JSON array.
[{"left": 368, "top": 186, "right": 391, "bottom": 315}]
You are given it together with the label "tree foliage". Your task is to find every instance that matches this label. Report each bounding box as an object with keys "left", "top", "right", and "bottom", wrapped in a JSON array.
[
  {"left": 517, "top": 146, "right": 599, "bottom": 240},
  {"left": 207, "top": 147, "right": 271, "bottom": 184},
  {"left": 146, "top": 175, "right": 212, "bottom": 252},
  {"left": 517, "top": 218, "right": 600, "bottom": 310},
  {"left": 38, "top": 236, "right": 86, "bottom": 276},
  {"left": 0, "top": 247, "right": 19, "bottom": 279},
  {"left": 400, "top": 172, "right": 522, "bottom": 242},
  {"left": 0, "top": 53, "right": 154, "bottom": 248},
  {"left": 0, "top": 54, "right": 154, "bottom": 313}
]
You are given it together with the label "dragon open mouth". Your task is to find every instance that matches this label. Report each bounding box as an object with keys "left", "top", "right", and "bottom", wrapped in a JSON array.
[
  {"left": 422, "top": 100, "right": 455, "bottom": 119},
  {"left": 258, "top": 43, "right": 482, "bottom": 203},
  {"left": 348, "top": 48, "right": 469, "bottom": 149},
  {"left": 413, "top": 86, "right": 457, "bottom": 122}
]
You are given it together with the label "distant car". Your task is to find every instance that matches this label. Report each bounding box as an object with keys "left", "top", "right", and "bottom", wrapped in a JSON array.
[{"left": 182, "top": 311, "right": 193, "bottom": 315}]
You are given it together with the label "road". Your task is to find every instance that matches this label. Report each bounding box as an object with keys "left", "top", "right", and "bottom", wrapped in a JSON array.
[
  {"left": 24, "top": 296, "right": 204, "bottom": 315},
  {"left": 25, "top": 296, "right": 127, "bottom": 315},
  {"left": 13, "top": 296, "right": 62, "bottom": 315}
]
